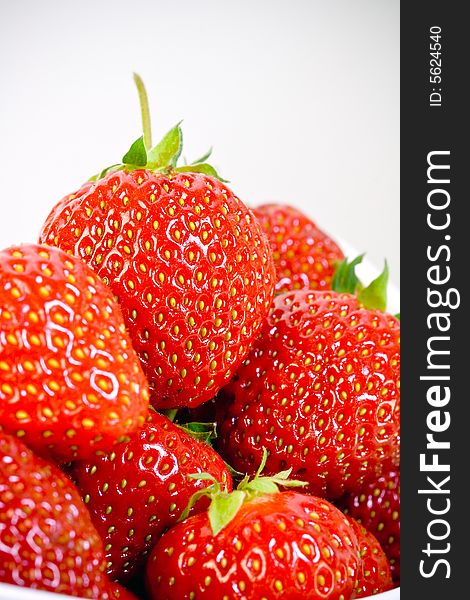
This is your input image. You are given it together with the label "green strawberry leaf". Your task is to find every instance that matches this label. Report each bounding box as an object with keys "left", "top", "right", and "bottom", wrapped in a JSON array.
[
  {"left": 175, "top": 162, "right": 227, "bottom": 182},
  {"left": 270, "top": 476, "right": 307, "bottom": 489},
  {"left": 161, "top": 408, "right": 179, "bottom": 423},
  {"left": 223, "top": 462, "right": 245, "bottom": 480},
  {"left": 271, "top": 468, "right": 293, "bottom": 480},
  {"left": 178, "top": 484, "right": 216, "bottom": 523},
  {"left": 179, "top": 422, "right": 217, "bottom": 445},
  {"left": 98, "top": 164, "right": 121, "bottom": 179},
  {"left": 243, "top": 472, "right": 307, "bottom": 496},
  {"left": 395, "top": 312, "right": 400, "bottom": 321},
  {"left": 88, "top": 164, "right": 121, "bottom": 182},
  {"left": 192, "top": 147, "right": 213, "bottom": 164},
  {"left": 183, "top": 422, "right": 217, "bottom": 435},
  {"left": 267, "top": 468, "right": 308, "bottom": 488},
  {"left": 358, "top": 260, "right": 389, "bottom": 311},
  {"left": 147, "top": 123, "right": 183, "bottom": 168},
  {"left": 208, "top": 490, "right": 246, "bottom": 536},
  {"left": 188, "top": 473, "right": 218, "bottom": 483},
  {"left": 255, "top": 447, "right": 269, "bottom": 478},
  {"left": 122, "top": 136, "right": 148, "bottom": 167},
  {"left": 244, "top": 477, "right": 279, "bottom": 495},
  {"left": 332, "top": 255, "right": 364, "bottom": 294},
  {"left": 239, "top": 449, "right": 307, "bottom": 496}
]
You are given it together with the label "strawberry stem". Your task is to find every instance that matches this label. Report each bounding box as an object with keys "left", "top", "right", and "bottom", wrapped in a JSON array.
[
  {"left": 89, "top": 74, "right": 226, "bottom": 182},
  {"left": 133, "top": 72, "right": 152, "bottom": 150},
  {"left": 179, "top": 448, "right": 308, "bottom": 536}
]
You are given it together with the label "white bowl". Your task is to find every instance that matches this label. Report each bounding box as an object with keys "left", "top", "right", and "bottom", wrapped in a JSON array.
[
  {"left": 0, "top": 253, "right": 400, "bottom": 600},
  {"left": 0, "top": 585, "right": 76, "bottom": 600},
  {"left": 0, "top": 581, "right": 400, "bottom": 599}
]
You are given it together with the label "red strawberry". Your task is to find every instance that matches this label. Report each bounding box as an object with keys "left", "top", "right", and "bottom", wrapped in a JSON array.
[
  {"left": 216, "top": 278, "right": 400, "bottom": 499},
  {"left": 39, "top": 78, "right": 275, "bottom": 411},
  {"left": 0, "top": 244, "right": 149, "bottom": 463},
  {"left": 71, "top": 410, "right": 232, "bottom": 582},
  {"left": 0, "top": 432, "right": 109, "bottom": 598},
  {"left": 347, "top": 517, "right": 392, "bottom": 597},
  {"left": 107, "top": 581, "right": 139, "bottom": 600},
  {"left": 145, "top": 473, "right": 361, "bottom": 600},
  {"left": 253, "top": 203, "right": 344, "bottom": 294},
  {"left": 338, "top": 468, "right": 400, "bottom": 583}
]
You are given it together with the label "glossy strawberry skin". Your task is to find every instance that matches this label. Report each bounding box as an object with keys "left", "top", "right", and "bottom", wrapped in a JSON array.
[
  {"left": 347, "top": 517, "right": 392, "bottom": 597},
  {"left": 146, "top": 491, "right": 360, "bottom": 600},
  {"left": 253, "top": 203, "right": 344, "bottom": 294},
  {"left": 217, "top": 289, "right": 400, "bottom": 499},
  {"left": 0, "top": 244, "right": 149, "bottom": 463},
  {"left": 338, "top": 469, "right": 400, "bottom": 583},
  {"left": 71, "top": 411, "right": 232, "bottom": 583},
  {"left": 39, "top": 170, "right": 275, "bottom": 410},
  {"left": 107, "top": 581, "right": 139, "bottom": 600},
  {"left": 0, "top": 433, "right": 109, "bottom": 598}
]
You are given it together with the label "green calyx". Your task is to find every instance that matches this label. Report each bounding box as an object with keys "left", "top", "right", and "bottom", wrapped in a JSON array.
[
  {"left": 179, "top": 448, "right": 307, "bottom": 536},
  {"left": 159, "top": 407, "right": 218, "bottom": 446},
  {"left": 89, "top": 74, "right": 225, "bottom": 182},
  {"left": 178, "top": 421, "right": 218, "bottom": 445},
  {"left": 332, "top": 254, "right": 390, "bottom": 311},
  {"left": 332, "top": 254, "right": 364, "bottom": 295}
]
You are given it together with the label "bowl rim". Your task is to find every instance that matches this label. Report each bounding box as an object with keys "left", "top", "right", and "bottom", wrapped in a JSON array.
[{"left": 0, "top": 581, "right": 401, "bottom": 599}]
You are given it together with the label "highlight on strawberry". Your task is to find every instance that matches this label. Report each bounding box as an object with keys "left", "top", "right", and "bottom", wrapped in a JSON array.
[
  {"left": 39, "top": 74, "right": 276, "bottom": 411},
  {"left": 0, "top": 243, "right": 149, "bottom": 463}
]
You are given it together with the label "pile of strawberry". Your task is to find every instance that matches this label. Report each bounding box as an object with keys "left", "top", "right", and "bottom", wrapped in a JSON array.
[{"left": 0, "top": 76, "right": 400, "bottom": 599}]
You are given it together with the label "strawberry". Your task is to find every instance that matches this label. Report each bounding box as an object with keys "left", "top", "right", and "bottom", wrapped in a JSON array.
[
  {"left": 337, "top": 468, "right": 400, "bottom": 583},
  {"left": 145, "top": 462, "right": 361, "bottom": 600},
  {"left": 347, "top": 517, "right": 392, "bottom": 597},
  {"left": 0, "top": 432, "right": 109, "bottom": 598},
  {"left": 253, "top": 203, "right": 344, "bottom": 294},
  {"left": 71, "top": 410, "right": 232, "bottom": 582},
  {"left": 0, "top": 244, "right": 149, "bottom": 463},
  {"left": 107, "top": 581, "right": 139, "bottom": 600},
  {"left": 216, "top": 264, "right": 400, "bottom": 499},
  {"left": 39, "top": 76, "right": 275, "bottom": 410}
]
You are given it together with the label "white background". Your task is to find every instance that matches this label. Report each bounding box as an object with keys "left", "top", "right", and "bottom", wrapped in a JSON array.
[{"left": 0, "top": 0, "right": 399, "bottom": 287}]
